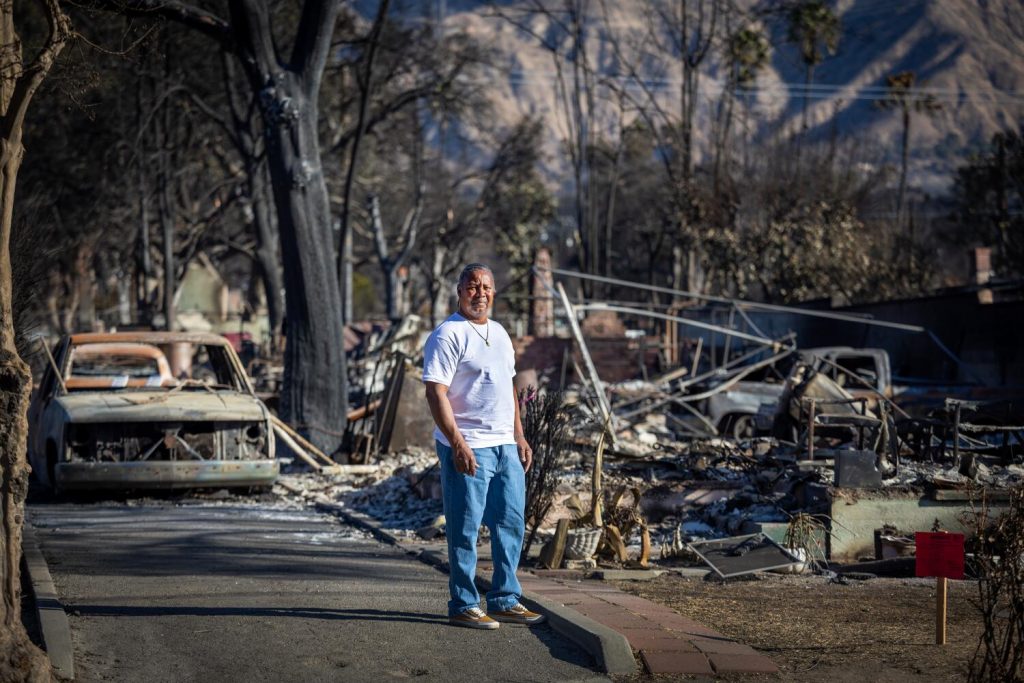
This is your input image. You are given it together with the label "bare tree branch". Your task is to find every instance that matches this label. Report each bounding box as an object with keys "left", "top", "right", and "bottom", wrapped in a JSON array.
[{"left": 83, "top": 0, "right": 231, "bottom": 47}]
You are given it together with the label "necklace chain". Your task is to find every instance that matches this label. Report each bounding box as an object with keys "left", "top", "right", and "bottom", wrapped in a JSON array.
[{"left": 468, "top": 320, "right": 490, "bottom": 347}]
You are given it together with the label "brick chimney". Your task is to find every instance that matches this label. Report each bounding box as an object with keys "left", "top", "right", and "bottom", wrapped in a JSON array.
[
  {"left": 529, "top": 248, "right": 555, "bottom": 337},
  {"left": 971, "top": 247, "right": 993, "bottom": 304}
]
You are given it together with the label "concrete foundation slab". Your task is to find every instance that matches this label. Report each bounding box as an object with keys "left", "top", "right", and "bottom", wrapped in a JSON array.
[{"left": 829, "top": 492, "right": 1008, "bottom": 560}]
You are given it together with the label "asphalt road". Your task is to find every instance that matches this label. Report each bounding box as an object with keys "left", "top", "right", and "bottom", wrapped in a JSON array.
[{"left": 28, "top": 502, "right": 608, "bottom": 683}]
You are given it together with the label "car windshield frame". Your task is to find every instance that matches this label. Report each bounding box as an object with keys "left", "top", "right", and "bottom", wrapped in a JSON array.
[{"left": 61, "top": 340, "right": 247, "bottom": 393}]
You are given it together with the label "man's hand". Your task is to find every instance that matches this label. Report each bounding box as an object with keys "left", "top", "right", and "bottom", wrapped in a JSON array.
[
  {"left": 516, "top": 435, "right": 533, "bottom": 472},
  {"left": 453, "top": 440, "right": 478, "bottom": 477}
]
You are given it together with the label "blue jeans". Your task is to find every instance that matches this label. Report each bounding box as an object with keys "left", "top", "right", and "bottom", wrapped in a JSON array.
[{"left": 436, "top": 441, "right": 525, "bottom": 616}]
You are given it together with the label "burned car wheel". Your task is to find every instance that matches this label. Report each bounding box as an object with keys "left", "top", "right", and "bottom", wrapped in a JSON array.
[{"left": 723, "top": 414, "right": 757, "bottom": 440}]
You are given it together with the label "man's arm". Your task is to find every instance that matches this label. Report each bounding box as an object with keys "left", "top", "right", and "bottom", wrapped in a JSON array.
[
  {"left": 512, "top": 385, "right": 533, "bottom": 472},
  {"left": 424, "top": 381, "right": 478, "bottom": 476}
]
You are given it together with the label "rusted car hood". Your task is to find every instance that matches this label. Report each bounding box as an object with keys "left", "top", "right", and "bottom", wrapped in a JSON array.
[{"left": 54, "top": 391, "right": 270, "bottom": 423}]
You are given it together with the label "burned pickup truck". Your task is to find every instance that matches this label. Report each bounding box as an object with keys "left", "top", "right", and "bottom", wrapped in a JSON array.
[
  {"left": 696, "top": 347, "right": 892, "bottom": 438},
  {"left": 29, "top": 332, "right": 278, "bottom": 492}
]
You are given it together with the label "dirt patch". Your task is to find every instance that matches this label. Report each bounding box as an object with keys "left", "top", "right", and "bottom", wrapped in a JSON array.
[{"left": 612, "top": 573, "right": 983, "bottom": 681}]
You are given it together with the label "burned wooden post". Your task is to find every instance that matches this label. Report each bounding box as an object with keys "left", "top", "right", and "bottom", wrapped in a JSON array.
[{"left": 539, "top": 518, "right": 569, "bottom": 570}]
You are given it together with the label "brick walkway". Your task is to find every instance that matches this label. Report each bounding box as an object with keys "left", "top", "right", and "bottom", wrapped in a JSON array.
[{"left": 517, "top": 571, "right": 779, "bottom": 676}]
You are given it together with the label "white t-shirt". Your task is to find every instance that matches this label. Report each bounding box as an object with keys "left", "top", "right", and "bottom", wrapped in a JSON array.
[{"left": 422, "top": 312, "right": 517, "bottom": 448}]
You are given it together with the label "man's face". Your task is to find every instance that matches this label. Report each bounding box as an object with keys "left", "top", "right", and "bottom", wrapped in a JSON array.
[{"left": 457, "top": 269, "right": 495, "bottom": 321}]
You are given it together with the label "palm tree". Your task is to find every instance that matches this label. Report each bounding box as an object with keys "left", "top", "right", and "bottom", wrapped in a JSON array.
[
  {"left": 786, "top": 0, "right": 841, "bottom": 132},
  {"left": 729, "top": 27, "right": 771, "bottom": 88},
  {"left": 717, "top": 26, "right": 770, "bottom": 181},
  {"left": 877, "top": 71, "right": 941, "bottom": 226}
]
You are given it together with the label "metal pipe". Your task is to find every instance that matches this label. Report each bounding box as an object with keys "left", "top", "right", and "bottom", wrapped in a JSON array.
[
  {"left": 555, "top": 283, "right": 618, "bottom": 448},
  {"left": 927, "top": 329, "right": 984, "bottom": 385},
  {"left": 733, "top": 302, "right": 769, "bottom": 340},
  {"left": 574, "top": 303, "right": 776, "bottom": 346},
  {"left": 544, "top": 267, "right": 927, "bottom": 333},
  {"left": 677, "top": 339, "right": 794, "bottom": 391},
  {"left": 41, "top": 339, "right": 68, "bottom": 395},
  {"left": 617, "top": 347, "right": 794, "bottom": 420}
]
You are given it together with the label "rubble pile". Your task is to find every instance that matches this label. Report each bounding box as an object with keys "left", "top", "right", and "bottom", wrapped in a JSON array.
[
  {"left": 341, "top": 450, "right": 443, "bottom": 535},
  {"left": 268, "top": 275, "right": 1022, "bottom": 575},
  {"left": 273, "top": 448, "right": 442, "bottom": 539}
]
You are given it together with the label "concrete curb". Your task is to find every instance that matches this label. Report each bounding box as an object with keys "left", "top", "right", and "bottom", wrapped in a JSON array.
[
  {"left": 21, "top": 522, "right": 75, "bottom": 680},
  {"left": 315, "top": 502, "right": 636, "bottom": 675}
]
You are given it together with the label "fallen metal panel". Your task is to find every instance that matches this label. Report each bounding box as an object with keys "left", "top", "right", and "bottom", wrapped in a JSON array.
[{"left": 687, "top": 533, "right": 799, "bottom": 578}]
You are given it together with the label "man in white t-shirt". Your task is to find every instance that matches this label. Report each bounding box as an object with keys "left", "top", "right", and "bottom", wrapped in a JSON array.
[{"left": 423, "top": 263, "right": 546, "bottom": 630}]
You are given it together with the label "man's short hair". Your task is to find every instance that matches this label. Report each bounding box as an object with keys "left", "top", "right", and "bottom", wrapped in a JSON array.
[{"left": 457, "top": 263, "right": 493, "bottom": 289}]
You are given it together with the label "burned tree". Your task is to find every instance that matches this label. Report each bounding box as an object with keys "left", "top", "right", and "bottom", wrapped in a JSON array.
[
  {"left": 102, "top": 1, "right": 348, "bottom": 451},
  {"left": 368, "top": 188, "right": 421, "bottom": 321},
  {"left": 492, "top": 1, "right": 601, "bottom": 289},
  {"left": 877, "top": 71, "right": 940, "bottom": 228},
  {"left": 0, "top": 1, "right": 70, "bottom": 681},
  {"left": 337, "top": 0, "right": 390, "bottom": 323},
  {"left": 598, "top": 0, "right": 723, "bottom": 292}
]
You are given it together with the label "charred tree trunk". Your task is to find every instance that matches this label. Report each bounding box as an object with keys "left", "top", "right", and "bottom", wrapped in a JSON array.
[
  {"left": 135, "top": 77, "right": 153, "bottom": 327},
  {"left": 97, "top": 0, "right": 348, "bottom": 452},
  {"left": 429, "top": 238, "right": 450, "bottom": 327},
  {"left": 370, "top": 105, "right": 423, "bottom": 321},
  {"left": 263, "top": 79, "right": 346, "bottom": 452},
  {"left": 73, "top": 242, "right": 96, "bottom": 332},
  {"left": 156, "top": 44, "right": 176, "bottom": 332},
  {"left": 230, "top": 0, "right": 347, "bottom": 453},
  {"left": 678, "top": 0, "right": 717, "bottom": 294},
  {"left": 0, "top": 3, "right": 69, "bottom": 681}
]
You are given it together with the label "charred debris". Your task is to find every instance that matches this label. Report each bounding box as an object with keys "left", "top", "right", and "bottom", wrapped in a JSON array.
[{"left": 269, "top": 267, "right": 1022, "bottom": 578}]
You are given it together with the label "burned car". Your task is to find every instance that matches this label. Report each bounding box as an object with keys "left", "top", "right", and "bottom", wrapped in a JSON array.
[{"left": 29, "top": 332, "right": 278, "bottom": 492}]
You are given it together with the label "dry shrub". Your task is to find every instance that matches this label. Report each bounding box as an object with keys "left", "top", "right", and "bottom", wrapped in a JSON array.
[
  {"left": 966, "top": 486, "right": 1024, "bottom": 682},
  {"left": 518, "top": 387, "right": 571, "bottom": 564}
]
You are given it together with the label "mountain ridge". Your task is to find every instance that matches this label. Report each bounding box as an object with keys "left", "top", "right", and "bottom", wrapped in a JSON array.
[{"left": 434, "top": 0, "right": 1024, "bottom": 192}]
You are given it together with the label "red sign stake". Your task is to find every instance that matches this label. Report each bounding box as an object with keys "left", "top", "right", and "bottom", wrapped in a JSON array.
[{"left": 915, "top": 531, "right": 965, "bottom": 645}]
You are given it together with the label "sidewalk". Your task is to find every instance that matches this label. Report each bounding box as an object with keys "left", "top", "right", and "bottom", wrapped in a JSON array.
[
  {"left": 519, "top": 570, "right": 779, "bottom": 676},
  {"left": 400, "top": 535, "right": 779, "bottom": 677}
]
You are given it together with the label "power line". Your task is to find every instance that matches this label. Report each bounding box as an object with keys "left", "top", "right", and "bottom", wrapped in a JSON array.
[{"left": 490, "top": 68, "right": 1024, "bottom": 106}]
